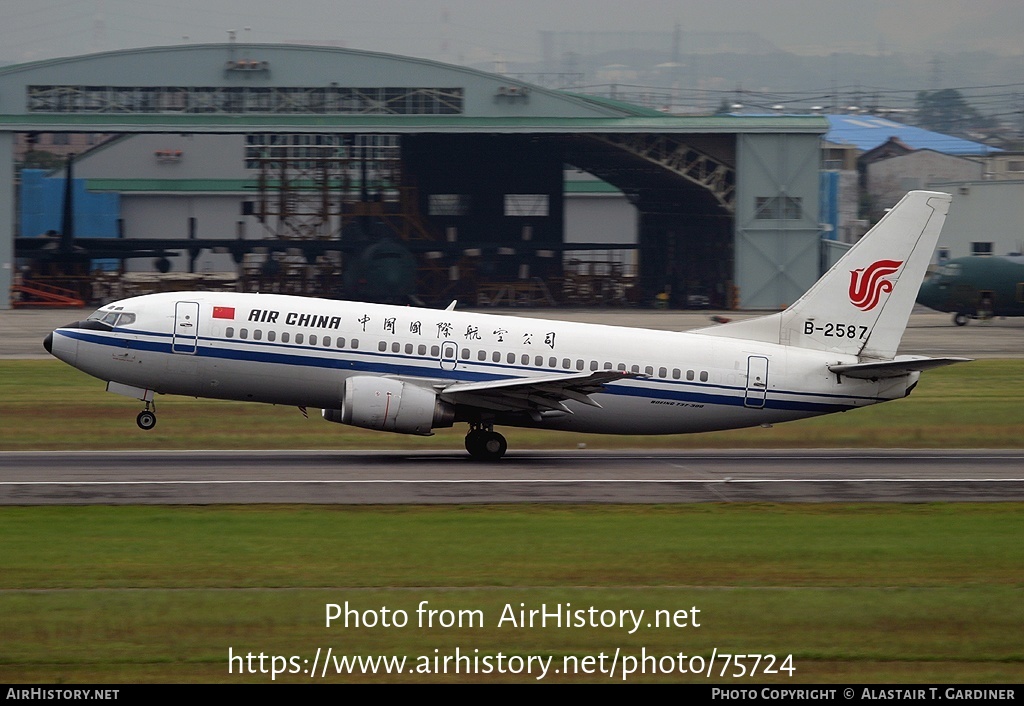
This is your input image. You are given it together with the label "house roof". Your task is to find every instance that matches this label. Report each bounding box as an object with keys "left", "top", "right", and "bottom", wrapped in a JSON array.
[{"left": 825, "top": 114, "right": 1000, "bottom": 155}]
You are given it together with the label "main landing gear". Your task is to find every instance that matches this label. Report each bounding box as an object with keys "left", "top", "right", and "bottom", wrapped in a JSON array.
[
  {"left": 136, "top": 401, "right": 157, "bottom": 430},
  {"left": 465, "top": 424, "right": 507, "bottom": 462}
]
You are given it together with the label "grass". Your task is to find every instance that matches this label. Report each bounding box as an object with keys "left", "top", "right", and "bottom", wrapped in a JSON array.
[
  {"left": 1, "top": 361, "right": 1022, "bottom": 682},
  {"left": 0, "top": 504, "right": 1022, "bottom": 682},
  {"left": 2, "top": 359, "right": 1024, "bottom": 449}
]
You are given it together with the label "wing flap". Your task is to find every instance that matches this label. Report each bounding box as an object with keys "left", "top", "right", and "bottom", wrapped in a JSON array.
[{"left": 440, "top": 370, "right": 636, "bottom": 412}]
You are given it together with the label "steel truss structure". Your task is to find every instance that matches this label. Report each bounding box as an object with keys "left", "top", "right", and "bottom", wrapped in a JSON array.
[{"left": 595, "top": 134, "right": 736, "bottom": 212}]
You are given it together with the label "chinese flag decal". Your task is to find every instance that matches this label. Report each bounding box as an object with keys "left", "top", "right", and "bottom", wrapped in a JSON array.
[{"left": 212, "top": 306, "right": 235, "bottom": 320}]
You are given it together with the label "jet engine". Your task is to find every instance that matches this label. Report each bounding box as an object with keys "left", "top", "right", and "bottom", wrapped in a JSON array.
[{"left": 322, "top": 376, "right": 455, "bottom": 435}]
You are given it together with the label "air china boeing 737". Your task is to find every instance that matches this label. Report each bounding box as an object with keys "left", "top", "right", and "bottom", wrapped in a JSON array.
[{"left": 44, "top": 191, "right": 968, "bottom": 460}]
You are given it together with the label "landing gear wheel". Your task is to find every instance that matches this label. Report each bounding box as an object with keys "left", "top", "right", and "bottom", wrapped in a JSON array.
[
  {"left": 465, "top": 429, "right": 507, "bottom": 461},
  {"left": 480, "top": 431, "right": 507, "bottom": 460},
  {"left": 465, "top": 430, "right": 485, "bottom": 456},
  {"left": 136, "top": 410, "right": 157, "bottom": 430},
  {"left": 953, "top": 312, "right": 969, "bottom": 326}
]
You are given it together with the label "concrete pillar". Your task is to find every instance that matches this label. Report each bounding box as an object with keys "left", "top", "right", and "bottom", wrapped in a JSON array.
[{"left": 0, "top": 131, "right": 13, "bottom": 309}]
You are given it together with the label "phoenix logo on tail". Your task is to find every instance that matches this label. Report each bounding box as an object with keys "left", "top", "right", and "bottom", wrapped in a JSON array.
[{"left": 849, "top": 259, "right": 903, "bottom": 311}]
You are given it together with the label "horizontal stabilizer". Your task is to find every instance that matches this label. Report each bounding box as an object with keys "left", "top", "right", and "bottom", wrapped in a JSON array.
[{"left": 828, "top": 356, "right": 971, "bottom": 380}]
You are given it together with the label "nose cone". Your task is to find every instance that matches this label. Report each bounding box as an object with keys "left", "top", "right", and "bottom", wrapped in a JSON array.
[
  {"left": 45, "top": 324, "right": 82, "bottom": 367},
  {"left": 916, "top": 281, "right": 941, "bottom": 310}
]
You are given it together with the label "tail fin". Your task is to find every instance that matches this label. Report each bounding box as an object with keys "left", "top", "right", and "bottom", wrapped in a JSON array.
[{"left": 700, "top": 190, "right": 951, "bottom": 361}]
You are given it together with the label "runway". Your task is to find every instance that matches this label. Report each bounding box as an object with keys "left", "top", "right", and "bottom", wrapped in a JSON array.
[{"left": 2, "top": 449, "right": 1022, "bottom": 504}]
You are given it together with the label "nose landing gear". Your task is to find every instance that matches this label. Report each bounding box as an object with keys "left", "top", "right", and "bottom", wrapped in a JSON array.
[{"left": 465, "top": 424, "right": 507, "bottom": 461}]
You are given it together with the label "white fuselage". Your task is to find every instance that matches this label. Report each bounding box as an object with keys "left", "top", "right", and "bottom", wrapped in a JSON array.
[{"left": 49, "top": 291, "right": 913, "bottom": 436}]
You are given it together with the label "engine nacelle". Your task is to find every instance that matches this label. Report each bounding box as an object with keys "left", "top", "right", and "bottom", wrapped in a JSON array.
[{"left": 322, "top": 376, "right": 455, "bottom": 435}]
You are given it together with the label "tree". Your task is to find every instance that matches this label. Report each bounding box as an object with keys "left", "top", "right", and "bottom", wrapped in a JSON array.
[
  {"left": 914, "top": 89, "right": 993, "bottom": 136},
  {"left": 19, "top": 149, "right": 63, "bottom": 171}
]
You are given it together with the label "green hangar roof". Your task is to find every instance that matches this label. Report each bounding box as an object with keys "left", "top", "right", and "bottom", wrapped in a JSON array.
[{"left": 0, "top": 43, "right": 826, "bottom": 135}]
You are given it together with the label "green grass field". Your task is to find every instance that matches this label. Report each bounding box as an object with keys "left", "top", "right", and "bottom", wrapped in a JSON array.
[
  {"left": 0, "top": 360, "right": 1022, "bottom": 682},
  {"left": 1, "top": 505, "right": 1022, "bottom": 683}
]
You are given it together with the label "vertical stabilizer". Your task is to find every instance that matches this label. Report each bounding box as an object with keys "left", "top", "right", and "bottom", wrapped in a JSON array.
[{"left": 700, "top": 191, "right": 951, "bottom": 361}]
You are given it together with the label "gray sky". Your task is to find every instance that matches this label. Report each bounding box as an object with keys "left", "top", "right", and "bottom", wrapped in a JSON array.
[{"left": 4, "top": 0, "right": 1023, "bottom": 66}]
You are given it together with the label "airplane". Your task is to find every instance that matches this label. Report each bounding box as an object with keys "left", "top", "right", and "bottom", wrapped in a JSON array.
[
  {"left": 44, "top": 190, "right": 969, "bottom": 461},
  {"left": 917, "top": 254, "right": 1024, "bottom": 325}
]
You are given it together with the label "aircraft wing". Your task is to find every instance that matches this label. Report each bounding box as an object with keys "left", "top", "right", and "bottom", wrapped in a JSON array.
[
  {"left": 828, "top": 356, "right": 972, "bottom": 380},
  {"left": 439, "top": 370, "right": 637, "bottom": 414}
]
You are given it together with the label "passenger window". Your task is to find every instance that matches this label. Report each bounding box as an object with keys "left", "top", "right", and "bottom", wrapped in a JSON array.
[
  {"left": 478, "top": 350, "right": 487, "bottom": 361},
  {"left": 672, "top": 369, "right": 681, "bottom": 379},
  {"left": 323, "top": 336, "right": 331, "bottom": 347},
  {"left": 631, "top": 365, "right": 640, "bottom": 373},
  {"left": 417, "top": 344, "right": 426, "bottom": 355},
  {"left": 337, "top": 338, "right": 346, "bottom": 348},
  {"left": 576, "top": 360, "right": 584, "bottom": 371},
  {"left": 562, "top": 358, "right": 571, "bottom": 369},
  {"left": 281, "top": 332, "right": 290, "bottom": 343},
  {"left": 352, "top": 339, "right": 359, "bottom": 349},
  {"left": 226, "top": 327, "right": 234, "bottom": 337},
  {"left": 430, "top": 345, "right": 439, "bottom": 356},
  {"left": 659, "top": 367, "right": 667, "bottom": 378},
  {"left": 295, "top": 334, "right": 304, "bottom": 344},
  {"left": 392, "top": 342, "right": 400, "bottom": 353},
  {"left": 406, "top": 344, "right": 413, "bottom": 354},
  {"left": 522, "top": 354, "right": 530, "bottom": 365},
  {"left": 700, "top": 371, "right": 709, "bottom": 382},
  {"left": 378, "top": 341, "right": 387, "bottom": 352},
  {"left": 507, "top": 352, "right": 515, "bottom": 364},
  {"left": 617, "top": 363, "right": 626, "bottom": 371},
  {"left": 253, "top": 330, "right": 262, "bottom": 341},
  {"left": 310, "top": 335, "right": 318, "bottom": 346},
  {"left": 645, "top": 366, "right": 653, "bottom": 375},
  {"left": 492, "top": 351, "right": 501, "bottom": 363},
  {"left": 240, "top": 328, "right": 248, "bottom": 340},
  {"left": 604, "top": 362, "right": 613, "bottom": 370},
  {"left": 549, "top": 357, "right": 557, "bottom": 368},
  {"left": 590, "top": 360, "right": 598, "bottom": 371},
  {"left": 535, "top": 356, "right": 544, "bottom": 366},
  {"left": 268, "top": 331, "right": 276, "bottom": 342},
  {"left": 687, "top": 370, "right": 695, "bottom": 381},
  {"left": 461, "top": 348, "right": 470, "bottom": 360}
]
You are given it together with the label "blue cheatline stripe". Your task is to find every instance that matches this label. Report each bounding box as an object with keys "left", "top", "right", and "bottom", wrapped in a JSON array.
[{"left": 59, "top": 328, "right": 874, "bottom": 414}]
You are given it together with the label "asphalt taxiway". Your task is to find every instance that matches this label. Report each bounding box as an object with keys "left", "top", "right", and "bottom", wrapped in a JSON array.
[{"left": 1, "top": 450, "right": 1022, "bottom": 504}]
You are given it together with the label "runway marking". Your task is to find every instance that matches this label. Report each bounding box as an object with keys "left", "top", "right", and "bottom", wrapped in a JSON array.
[{"left": 3, "top": 478, "right": 1024, "bottom": 486}]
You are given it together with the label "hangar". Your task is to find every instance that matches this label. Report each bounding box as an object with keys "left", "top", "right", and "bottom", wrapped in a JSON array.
[{"left": 1, "top": 43, "right": 826, "bottom": 310}]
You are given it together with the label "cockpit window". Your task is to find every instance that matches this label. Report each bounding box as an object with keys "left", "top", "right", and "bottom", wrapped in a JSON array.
[
  {"left": 86, "top": 308, "right": 135, "bottom": 327},
  {"left": 930, "top": 263, "right": 962, "bottom": 284}
]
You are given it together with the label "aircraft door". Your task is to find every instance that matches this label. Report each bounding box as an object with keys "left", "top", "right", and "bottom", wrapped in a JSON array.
[
  {"left": 172, "top": 301, "right": 200, "bottom": 354},
  {"left": 744, "top": 355, "right": 769, "bottom": 408},
  {"left": 439, "top": 340, "right": 458, "bottom": 371}
]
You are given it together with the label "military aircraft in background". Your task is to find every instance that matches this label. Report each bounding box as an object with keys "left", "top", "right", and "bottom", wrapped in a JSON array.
[
  {"left": 917, "top": 255, "right": 1024, "bottom": 325},
  {"left": 45, "top": 191, "right": 969, "bottom": 460}
]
